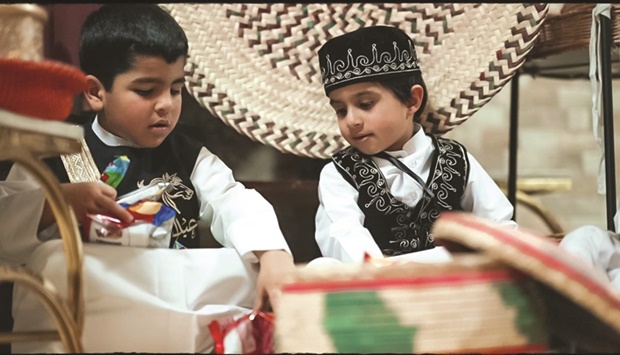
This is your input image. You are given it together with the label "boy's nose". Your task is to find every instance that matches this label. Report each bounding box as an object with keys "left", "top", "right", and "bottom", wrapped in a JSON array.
[
  {"left": 345, "top": 111, "right": 363, "bottom": 128},
  {"left": 155, "top": 92, "right": 174, "bottom": 113}
]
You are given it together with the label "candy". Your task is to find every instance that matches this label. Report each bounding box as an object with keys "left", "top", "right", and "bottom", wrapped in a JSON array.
[
  {"left": 82, "top": 201, "right": 176, "bottom": 248},
  {"left": 100, "top": 155, "right": 130, "bottom": 188}
]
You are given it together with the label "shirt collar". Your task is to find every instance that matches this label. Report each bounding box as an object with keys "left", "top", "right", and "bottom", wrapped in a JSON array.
[
  {"left": 371, "top": 123, "right": 430, "bottom": 167},
  {"left": 385, "top": 123, "right": 429, "bottom": 158},
  {"left": 92, "top": 115, "right": 140, "bottom": 148}
]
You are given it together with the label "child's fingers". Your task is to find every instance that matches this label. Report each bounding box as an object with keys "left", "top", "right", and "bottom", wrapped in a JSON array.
[
  {"left": 98, "top": 197, "right": 133, "bottom": 223},
  {"left": 252, "top": 291, "right": 264, "bottom": 313},
  {"left": 97, "top": 183, "right": 118, "bottom": 199},
  {"left": 267, "top": 288, "right": 281, "bottom": 313}
]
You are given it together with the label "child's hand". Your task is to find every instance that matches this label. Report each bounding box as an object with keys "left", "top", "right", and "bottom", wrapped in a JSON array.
[
  {"left": 62, "top": 182, "right": 134, "bottom": 224},
  {"left": 39, "top": 182, "right": 134, "bottom": 231},
  {"left": 253, "top": 249, "right": 295, "bottom": 314}
]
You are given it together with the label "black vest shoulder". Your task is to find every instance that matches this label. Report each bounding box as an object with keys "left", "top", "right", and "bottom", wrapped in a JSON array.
[{"left": 332, "top": 136, "right": 470, "bottom": 256}]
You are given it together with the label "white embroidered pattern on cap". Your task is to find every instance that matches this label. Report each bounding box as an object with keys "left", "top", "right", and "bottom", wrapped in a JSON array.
[{"left": 321, "top": 41, "right": 420, "bottom": 88}]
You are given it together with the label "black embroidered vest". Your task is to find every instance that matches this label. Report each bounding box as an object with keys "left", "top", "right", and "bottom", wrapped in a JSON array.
[
  {"left": 332, "top": 136, "right": 469, "bottom": 256},
  {"left": 45, "top": 121, "right": 204, "bottom": 249}
]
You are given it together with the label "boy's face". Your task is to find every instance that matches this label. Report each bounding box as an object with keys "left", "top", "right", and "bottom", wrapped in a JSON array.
[
  {"left": 329, "top": 82, "right": 418, "bottom": 155},
  {"left": 95, "top": 55, "right": 186, "bottom": 148}
]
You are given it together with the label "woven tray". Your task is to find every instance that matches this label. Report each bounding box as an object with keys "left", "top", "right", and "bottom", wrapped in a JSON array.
[
  {"left": 530, "top": 4, "right": 620, "bottom": 59},
  {"left": 162, "top": 4, "right": 549, "bottom": 158}
]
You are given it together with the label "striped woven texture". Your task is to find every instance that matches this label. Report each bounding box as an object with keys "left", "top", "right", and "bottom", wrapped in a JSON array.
[
  {"left": 275, "top": 255, "right": 548, "bottom": 353},
  {"left": 162, "top": 3, "right": 549, "bottom": 159}
]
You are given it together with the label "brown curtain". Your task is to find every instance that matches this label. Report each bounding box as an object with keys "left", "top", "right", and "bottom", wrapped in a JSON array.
[{"left": 42, "top": 4, "right": 101, "bottom": 65}]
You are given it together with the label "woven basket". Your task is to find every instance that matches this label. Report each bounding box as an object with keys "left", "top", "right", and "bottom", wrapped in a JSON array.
[
  {"left": 275, "top": 212, "right": 620, "bottom": 353},
  {"left": 530, "top": 4, "right": 620, "bottom": 59},
  {"left": 433, "top": 212, "right": 620, "bottom": 353},
  {"left": 276, "top": 254, "right": 549, "bottom": 353},
  {"left": 162, "top": 3, "right": 549, "bottom": 159}
]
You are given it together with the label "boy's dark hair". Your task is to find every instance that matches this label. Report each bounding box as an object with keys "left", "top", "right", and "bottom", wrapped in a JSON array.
[
  {"left": 79, "top": 4, "right": 188, "bottom": 91},
  {"left": 375, "top": 72, "right": 428, "bottom": 121}
]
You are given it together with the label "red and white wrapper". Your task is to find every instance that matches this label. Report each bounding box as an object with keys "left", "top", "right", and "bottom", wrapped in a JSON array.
[
  {"left": 208, "top": 311, "right": 275, "bottom": 354},
  {"left": 82, "top": 201, "right": 175, "bottom": 248}
]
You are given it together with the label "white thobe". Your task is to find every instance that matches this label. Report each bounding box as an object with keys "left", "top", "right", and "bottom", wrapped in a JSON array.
[
  {"left": 315, "top": 124, "right": 517, "bottom": 263},
  {"left": 560, "top": 224, "right": 620, "bottom": 293}
]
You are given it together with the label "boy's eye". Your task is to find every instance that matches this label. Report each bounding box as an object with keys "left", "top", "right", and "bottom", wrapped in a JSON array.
[
  {"left": 334, "top": 108, "right": 347, "bottom": 117},
  {"left": 134, "top": 89, "right": 153, "bottom": 96},
  {"left": 171, "top": 88, "right": 182, "bottom": 95},
  {"left": 359, "top": 101, "right": 374, "bottom": 109}
]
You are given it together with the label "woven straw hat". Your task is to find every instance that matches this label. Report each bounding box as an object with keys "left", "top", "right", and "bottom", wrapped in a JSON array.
[
  {"left": 433, "top": 212, "right": 620, "bottom": 353},
  {"left": 162, "top": 3, "right": 549, "bottom": 159}
]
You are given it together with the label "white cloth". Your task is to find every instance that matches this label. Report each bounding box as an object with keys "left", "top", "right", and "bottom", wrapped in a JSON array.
[
  {"left": 560, "top": 225, "right": 620, "bottom": 293},
  {"left": 315, "top": 124, "right": 517, "bottom": 263},
  {"left": 306, "top": 247, "right": 453, "bottom": 268},
  {"left": 12, "top": 240, "right": 258, "bottom": 353},
  {"left": 589, "top": 4, "right": 612, "bottom": 194}
]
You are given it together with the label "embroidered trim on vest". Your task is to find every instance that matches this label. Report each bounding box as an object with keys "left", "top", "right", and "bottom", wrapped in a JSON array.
[
  {"left": 60, "top": 138, "right": 101, "bottom": 183},
  {"left": 332, "top": 137, "right": 469, "bottom": 256}
]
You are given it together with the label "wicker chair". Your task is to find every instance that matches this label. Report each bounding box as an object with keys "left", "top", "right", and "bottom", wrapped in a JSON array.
[
  {"left": 0, "top": 110, "right": 85, "bottom": 353},
  {"left": 0, "top": 4, "right": 84, "bottom": 352}
]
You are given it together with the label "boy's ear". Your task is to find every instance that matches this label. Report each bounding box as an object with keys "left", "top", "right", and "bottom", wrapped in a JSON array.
[
  {"left": 407, "top": 84, "right": 425, "bottom": 116},
  {"left": 83, "top": 75, "right": 105, "bottom": 112}
]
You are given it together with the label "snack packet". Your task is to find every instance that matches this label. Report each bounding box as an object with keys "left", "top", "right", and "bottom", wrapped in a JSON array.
[
  {"left": 208, "top": 311, "right": 275, "bottom": 354},
  {"left": 82, "top": 201, "right": 175, "bottom": 248},
  {"left": 116, "top": 182, "right": 171, "bottom": 206}
]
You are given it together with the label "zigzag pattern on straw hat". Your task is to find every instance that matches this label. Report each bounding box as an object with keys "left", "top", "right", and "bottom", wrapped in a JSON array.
[{"left": 168, "top": 3, "right": 549, "bottom": 159}]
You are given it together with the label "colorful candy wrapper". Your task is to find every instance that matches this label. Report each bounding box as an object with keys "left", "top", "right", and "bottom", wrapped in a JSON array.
[
  {"left": 82, "top": 201, "right": 175, "bottom": 248},
  {"left": 173, "top": 241, "right": 187, "bottom": 250},
  {"left": 100, "top": 155, "right": 130, "bottom": 188},
  {"left": 116, "top": 182, "right": 171, "bottom": 206},
  {"left": 208, "top": 311, "right": 275, "bottom": 354}
]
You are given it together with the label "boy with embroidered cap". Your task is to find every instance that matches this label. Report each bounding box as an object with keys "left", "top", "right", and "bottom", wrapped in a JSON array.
[{"left": 314, "top": 25, "right": 517, "bottom": 263}]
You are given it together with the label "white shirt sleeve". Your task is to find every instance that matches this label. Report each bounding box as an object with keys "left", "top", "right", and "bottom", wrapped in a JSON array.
[
  {"left": 460, "top": 153, "right": 518, "bottom": 228},
  {"left": 0, "top": 163, "right": 48, "bottom": 265},
  {"left": 190, "top": 147, "right": 291, "bottom": 263},
  {"left": 314, "top": 162, "right": 384, "bottom": 263}
]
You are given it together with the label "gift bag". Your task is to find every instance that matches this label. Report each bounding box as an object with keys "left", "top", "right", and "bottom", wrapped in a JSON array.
[{"left": 208, "top": 311, "right": 275, "bottom": 354}]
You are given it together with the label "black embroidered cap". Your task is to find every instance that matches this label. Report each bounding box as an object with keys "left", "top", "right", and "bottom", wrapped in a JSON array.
[{"left": 318, "top": 25, "right": 421, "bottom": 96}]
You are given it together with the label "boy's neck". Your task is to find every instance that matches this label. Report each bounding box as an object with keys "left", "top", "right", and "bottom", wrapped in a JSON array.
[{"left": 92, "top": 115, "right": 141, "bottom": 148}]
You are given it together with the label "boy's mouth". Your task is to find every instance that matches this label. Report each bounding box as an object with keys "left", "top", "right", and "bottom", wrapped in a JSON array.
[
  {"left": 352, "top": 133, "right": 372, "bottom": 141},
  {"left": 150, "top": 120, "right": 171, "bottom": 129}
]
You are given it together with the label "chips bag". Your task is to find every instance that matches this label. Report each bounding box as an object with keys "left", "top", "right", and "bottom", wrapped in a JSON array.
[
  {"left": 82, "top": 201, "right": 175, "bottom": 248},
  {"left": 208, "top": 311, "right": 275, "bottom": 354}
]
